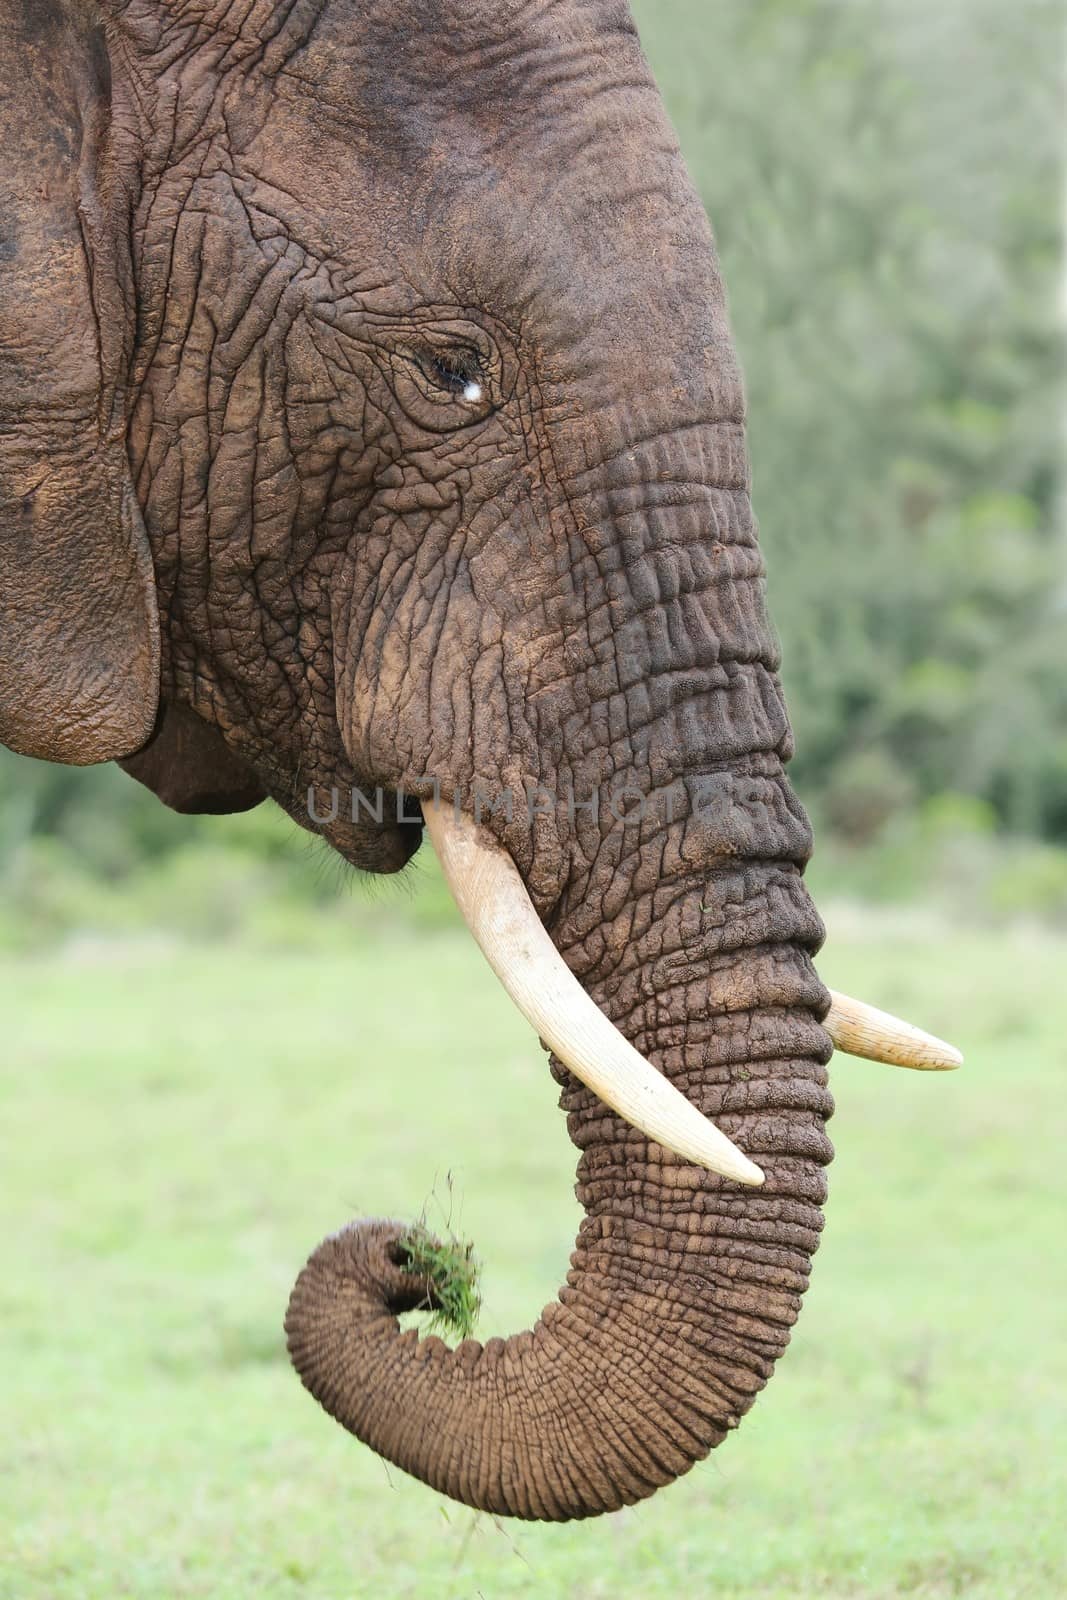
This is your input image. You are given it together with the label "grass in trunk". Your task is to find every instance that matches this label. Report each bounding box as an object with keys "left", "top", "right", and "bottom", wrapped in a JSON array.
[{"left": 396, "top": 1223, "right": 482, "bottom": 1341}]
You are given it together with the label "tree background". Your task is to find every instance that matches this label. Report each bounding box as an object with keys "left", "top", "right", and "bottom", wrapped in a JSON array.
[{"left": 1, "top": 0, "right": 1062, "bottom": 935}]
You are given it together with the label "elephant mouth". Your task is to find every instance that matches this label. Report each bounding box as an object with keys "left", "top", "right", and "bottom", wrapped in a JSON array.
[{"left": 282, "top": 782, "right": 425, "bottom": 875}]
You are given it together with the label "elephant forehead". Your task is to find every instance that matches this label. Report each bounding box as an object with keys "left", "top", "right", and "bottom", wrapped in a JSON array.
[
  {"left": 274, "top": 0, "right": 644, "bottom": 124},
  {"left": 219, "top": 0, "right": 737, "bottom": 404}
]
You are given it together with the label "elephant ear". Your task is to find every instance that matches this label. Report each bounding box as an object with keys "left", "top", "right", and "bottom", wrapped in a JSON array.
[{"left": 0, "top": 1, "right": 159, "bottom": 765}]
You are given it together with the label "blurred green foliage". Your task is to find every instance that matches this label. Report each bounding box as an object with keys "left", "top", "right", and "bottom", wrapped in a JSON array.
[
  {"left": 639, "top": 0, "right": 1064, "bottom": 843},
  {"left": 0, "top": 0, "right": 1062, "bottom": 929}
]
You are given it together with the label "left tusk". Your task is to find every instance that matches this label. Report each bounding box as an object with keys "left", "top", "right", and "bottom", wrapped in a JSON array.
[
  {"left": 824, "top": 990, "right": 963, "bottom": 1071},
  {"left": 423, "top": 797, "right": 765, "bottom": 1186}
]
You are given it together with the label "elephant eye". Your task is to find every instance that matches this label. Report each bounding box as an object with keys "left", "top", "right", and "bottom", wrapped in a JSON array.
[{"left": 421, "top": 347, "right": 484, "bottom": 402}]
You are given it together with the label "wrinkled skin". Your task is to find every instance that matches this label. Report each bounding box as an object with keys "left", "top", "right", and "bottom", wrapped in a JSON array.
[{"left": 0, "top": 0, "right": 834, "bottom": 1519}]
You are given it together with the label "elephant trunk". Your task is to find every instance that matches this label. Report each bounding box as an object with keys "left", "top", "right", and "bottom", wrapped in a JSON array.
[{"left": 285, "top": 802, "right": 834, "bottom": 1519}]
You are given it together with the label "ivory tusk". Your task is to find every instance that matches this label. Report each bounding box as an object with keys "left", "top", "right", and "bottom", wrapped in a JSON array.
[
  {"left": 825, "top": 990, "right": 963, "bottom": 1071},
  {"left": 423, "top": 798, "right": 765, "bottom": 1187}
]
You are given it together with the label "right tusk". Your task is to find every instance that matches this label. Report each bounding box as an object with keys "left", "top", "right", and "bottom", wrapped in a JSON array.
[
  {"left": 423, "top": 798, "right": 765, "bottom": 1187},
  {"left": 825, "top": 990, "right": 963, "bottom": 1071}
]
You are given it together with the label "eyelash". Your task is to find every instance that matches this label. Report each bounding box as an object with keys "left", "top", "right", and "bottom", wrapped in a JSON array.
[{"left": 423, "top": 349, "right": 483, "bottom": 397}]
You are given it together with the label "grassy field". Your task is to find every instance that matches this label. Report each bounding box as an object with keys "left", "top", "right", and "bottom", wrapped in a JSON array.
[{"left": 1, "top": 899, "right": 1064, "bottom": 1600}]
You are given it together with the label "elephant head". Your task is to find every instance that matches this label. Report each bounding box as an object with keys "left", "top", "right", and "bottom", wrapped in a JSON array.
[{"left": 0, "top": 0, "right": 959, "bottom": 1520}]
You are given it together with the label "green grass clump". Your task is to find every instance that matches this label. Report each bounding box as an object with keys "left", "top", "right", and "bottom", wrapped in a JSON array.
[{"left": 396, "top": 1223, "right": 482, "bottom": 1341}]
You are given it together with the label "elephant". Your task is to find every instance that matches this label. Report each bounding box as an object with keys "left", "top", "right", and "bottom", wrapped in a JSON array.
[{"left": 0, "top": 0, "right": 960, "bottom": 1522}]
